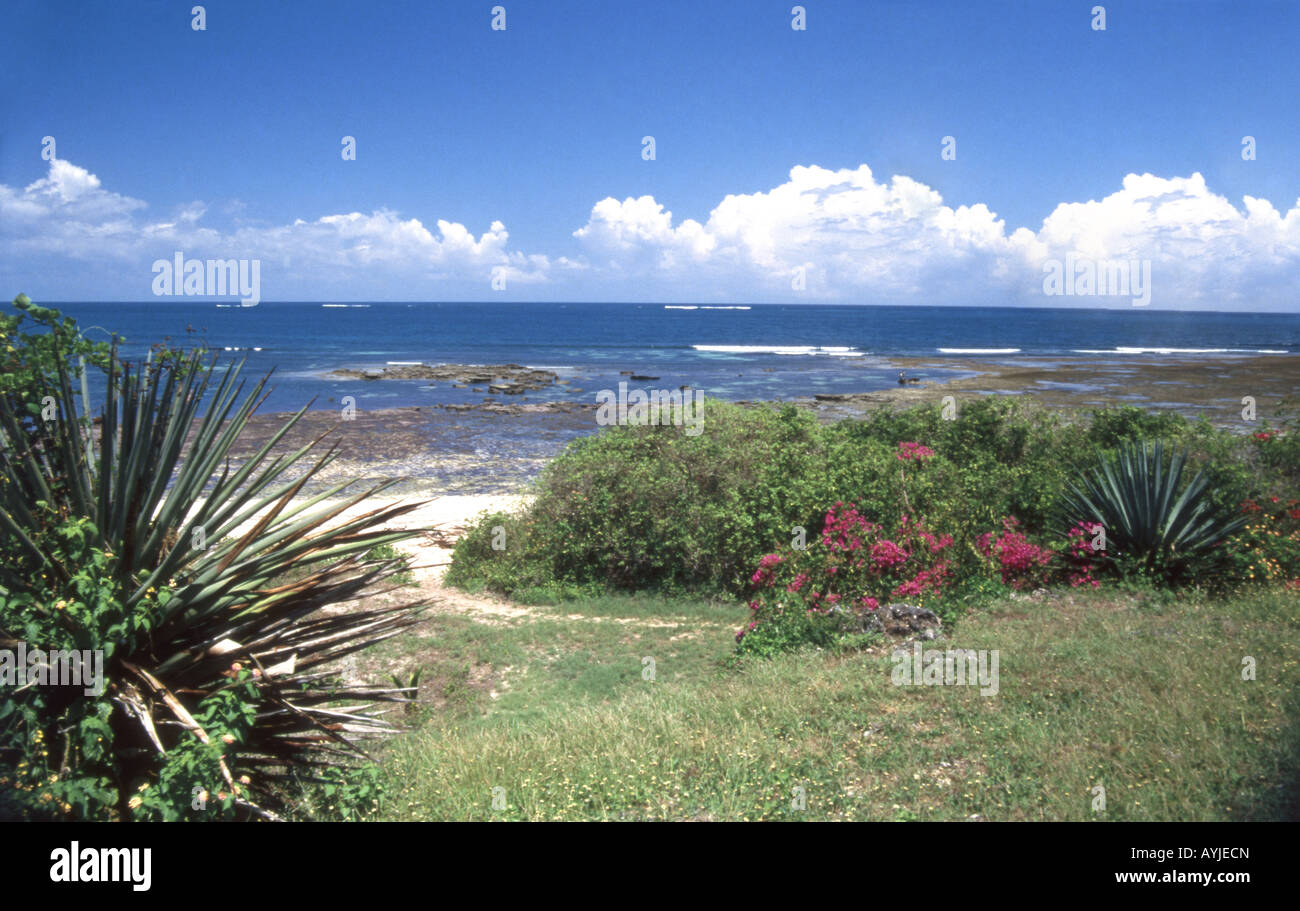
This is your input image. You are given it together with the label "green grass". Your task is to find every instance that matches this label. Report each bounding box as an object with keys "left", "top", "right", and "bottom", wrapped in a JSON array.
[{"left": 360, "top": 587, "right": 1300, "bottom": 821}]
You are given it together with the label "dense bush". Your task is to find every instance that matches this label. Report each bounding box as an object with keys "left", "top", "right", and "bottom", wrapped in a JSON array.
[
  {"left": 1217, "top": 497, "right": 1300, "bottom": 591},
  {"left": 450, "top": 398, "right": 1081, "bottom": 597},
  {"left": 448, "top": 384, "right": 1297, "bottom": 606}
]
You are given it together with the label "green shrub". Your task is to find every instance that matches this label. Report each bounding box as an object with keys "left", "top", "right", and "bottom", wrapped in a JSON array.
[
  {"left": 1214, "top": 496, "right": 1300, "bottom": 591},
  {"left": 365, "top": 543, "right": 416, "bottom": 585},
  {"left": 1087, "top": 405, "right": 1190, "bottom": 449},
  {"left": 450, "top": 398, "right": 1084, "bottom": 598},
  {"left": 448, "top": 389, "right": 1289, "bottom": 602}
]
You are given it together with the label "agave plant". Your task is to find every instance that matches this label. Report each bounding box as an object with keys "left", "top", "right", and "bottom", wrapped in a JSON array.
[
  {"left": 0, "top": 296, "right": 427, "bottom": 819},
  {"left": 1058, "top": 438, "right": 1246, "bottom": 582}
]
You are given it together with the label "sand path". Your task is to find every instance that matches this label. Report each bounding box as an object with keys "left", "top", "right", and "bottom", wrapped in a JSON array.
[
  {"left": 224, "top": 491, "right": 535, "bottom": 622},
  {"left": 349, "top": 492, "right": 536, "bottom": 622}
]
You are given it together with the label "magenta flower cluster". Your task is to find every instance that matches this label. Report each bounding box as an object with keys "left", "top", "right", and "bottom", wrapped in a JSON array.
[
  {"left": 975, "top": 516, "right": 1105, "bottom": 589},
  {"left": 738, "top": 501, "right": 954, "bottom": 642},
  {"left": 1063, "top": 521, "right": 1104, "bottom": 588},
  {"left": 895, "top": 441, "right": 936, "bottom": 462},
  {"left": 977, "top": 516, "right": 1055, "bottom": 590}
]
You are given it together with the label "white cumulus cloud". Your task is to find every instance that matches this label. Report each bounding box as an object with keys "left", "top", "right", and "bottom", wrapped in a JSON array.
[
  {"left": 3, "top": 157, "right": 1299, "bottom": 309},
  {"left": 573, "top": 164, "right": 1300, "bottom": 309}
]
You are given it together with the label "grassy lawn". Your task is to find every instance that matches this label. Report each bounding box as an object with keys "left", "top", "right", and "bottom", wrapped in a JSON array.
[{"left": 361, "top": 588, "right": 1300, "bottom": 821}]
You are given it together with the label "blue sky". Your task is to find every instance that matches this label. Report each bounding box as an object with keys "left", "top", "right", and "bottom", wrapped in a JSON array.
[{"left": 3, "top": 0, "right": 1299, "bottom": 309}]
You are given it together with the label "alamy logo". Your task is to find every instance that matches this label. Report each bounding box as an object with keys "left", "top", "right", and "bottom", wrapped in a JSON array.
[
  {"left": 891, "top": 643, "right": 1000, "bottom": 696},
  {"left": 0, "top": 641, "right": 104, "bottom": 696},
  {"left": 595, "top": 382, "right": 705, "bottom": 436},
  {"left": 49, "top": 842, "right": 151, "bottom": 891},
  {"left": 152, "top": 251, "right": 261, "bottom": 306},
  {"left": 1042, "top": 253, "right": 1151, "bottom": 306}
]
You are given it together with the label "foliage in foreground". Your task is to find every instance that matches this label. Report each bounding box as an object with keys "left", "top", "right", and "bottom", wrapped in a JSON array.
[{"left": 0, "top": 297, "right": 425, "bottom": 820}]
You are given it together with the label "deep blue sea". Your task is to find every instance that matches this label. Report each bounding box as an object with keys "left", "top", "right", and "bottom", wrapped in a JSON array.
[{"left": 46, "top": 302, "right": 1300, "bottom": 413}]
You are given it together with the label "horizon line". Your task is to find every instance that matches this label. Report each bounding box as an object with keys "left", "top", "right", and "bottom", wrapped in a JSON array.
[{"left": 28, "top": 300, "right": 1300, "bottom": 317}]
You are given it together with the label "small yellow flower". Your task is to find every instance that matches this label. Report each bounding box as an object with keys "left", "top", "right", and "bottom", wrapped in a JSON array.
[{"left": 128, "top": 795, "right": 142, "bottom": 809}]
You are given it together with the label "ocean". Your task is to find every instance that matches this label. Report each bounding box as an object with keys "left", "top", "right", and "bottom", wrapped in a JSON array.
[{"left": 43, "top": 301, "right": 1300, "bottom": 414}]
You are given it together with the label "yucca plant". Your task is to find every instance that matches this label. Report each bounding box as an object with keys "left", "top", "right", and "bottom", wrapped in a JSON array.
[
  {"left": 0, "top": 295, "right": 427, "bottom": 820},
  {"left": 1057, "top": 438, "right": 1247, "bottom": 584}
]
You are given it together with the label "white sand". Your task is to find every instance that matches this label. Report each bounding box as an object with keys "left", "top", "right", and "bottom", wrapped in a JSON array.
[
  {"left": 225, "top": 491, "right": 529, "bottom": 584},
  {"left": 363, "top": 492, "right": 529, "bottom": 582}
]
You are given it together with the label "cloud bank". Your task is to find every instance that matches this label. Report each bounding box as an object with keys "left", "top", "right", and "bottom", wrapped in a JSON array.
[{"left": 3, "top": 158, "right": 1298, "bottom": 309}]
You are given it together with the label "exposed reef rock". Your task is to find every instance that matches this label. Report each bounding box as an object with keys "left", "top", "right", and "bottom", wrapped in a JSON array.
[{"left": 332, "top": 363, "right": 558, "bottom": 393}]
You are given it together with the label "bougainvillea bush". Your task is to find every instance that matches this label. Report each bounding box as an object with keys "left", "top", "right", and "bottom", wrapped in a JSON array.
[
  {"left": 735, "top": 502, "right": 958, "bottom": 657},
  {"left": 975, "top": 517, "right": 1105, "bottom": 590}
]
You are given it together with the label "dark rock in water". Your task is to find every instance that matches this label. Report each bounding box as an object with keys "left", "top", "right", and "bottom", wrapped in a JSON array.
[
  {"left": 843, "top": 603, "right": 942, "bottom": 639},
  {"left": 629, "top": 375, "right": 659, "bottom": 381},
  {"left": 452, "top": 383, "right": 468, "bottom": 389},
  {"left": 330, "top": 363, "right": 558, "bottom": 392},
  {"left": 619, "top": 370, "right": 635, "bottom": 375},
  {"left": 814, "top": 393, "right": 852, "bottom": 402}
]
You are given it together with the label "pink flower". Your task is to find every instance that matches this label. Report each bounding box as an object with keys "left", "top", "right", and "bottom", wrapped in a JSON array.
[
  {"left": 892, "top": 561, "right": 951, "bottom": 598},
  {"left": 981, "top": 517, "right": 1055, "bottom": 589},
  {"left": 751, "top": 552, "right": 785, "bottom": 587},
  {"left": 870, "top": 539, "right": 909, "bottom": 570},
  {"left": 895, "top": 441, "right": 936, "bottom": 462}
]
